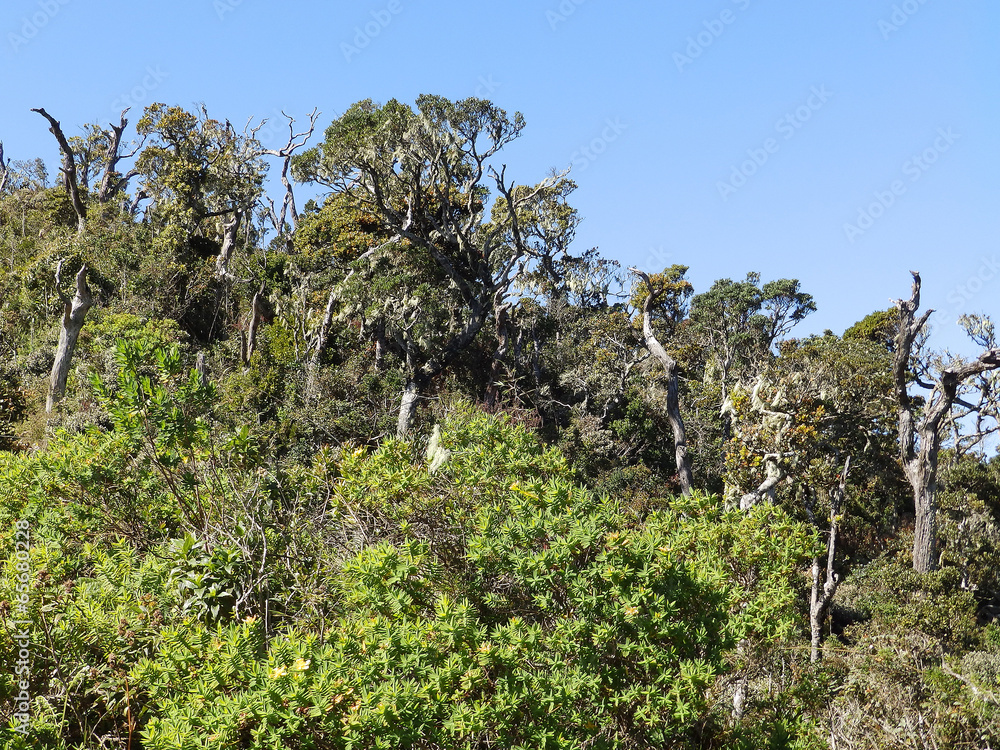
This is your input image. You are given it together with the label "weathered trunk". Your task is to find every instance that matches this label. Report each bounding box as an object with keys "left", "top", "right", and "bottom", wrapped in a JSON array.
[
  {"left": 663, "top": 358, "right": 694, "bottom": 495},
  {"left": 486, "top": 303, "right": 511, "bottom": 407},
  {"left": 47, "top": 265, "right": 93, "bottom": 412},
  {"left": 244, "top": 283, "right": 269, "bottom": 365},
  {"left": 808, "top": 458, "right": 850, "bottom": 662},
  {"left": 0, "top": 142, "right": 9, "bottom": 194},
  {"left": 634, "top": 269, "right": 694, "bottom": 495},
  {"left": 215, "top": 211, "right": 242, "bottom": 278},
  {"left": 397, "top": 378, "right": 422, "bottom": 438},
  {"left": 739, "top": 456, "right": 786, "bottom": 510},
  {"left": 305, "top": 284, "right": 339, "bottom": 402},
  {"left": 911, "top": 446, "right": 938, "bottom": 573},
  {"left": 892, "top": 272, "right": 1000, "bottom": 572}
]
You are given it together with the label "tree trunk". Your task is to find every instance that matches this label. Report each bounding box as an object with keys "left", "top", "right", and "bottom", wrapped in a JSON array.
[
  {"left": 397, "top": 377, "right": 422, "bottom": 438},
  {"left": 911, "top": 447, "right": 938, "bottom": 573},
  {"left": 47, "top": 265, "right": 93, "bottom": 412},
  {"left": 808, "top": 457, "right": 850, "bottom": 662},
  {"left": 634, "top": 269, "right": 694, "bottom": 495},
  {"left": 215, "top": 211, "right": 242, "bottom": 278},
  {"left": 244, "top": 283, "right": 269, "bottom": 365}
]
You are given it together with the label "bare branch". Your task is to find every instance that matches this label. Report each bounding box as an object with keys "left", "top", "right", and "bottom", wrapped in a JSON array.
[{"left": 32, "top": 107, "right": 87, "bottom": 233}]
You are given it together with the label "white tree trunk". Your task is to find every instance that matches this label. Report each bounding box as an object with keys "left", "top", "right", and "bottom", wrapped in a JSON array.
[{"left": 47, "top": 265, "right": 93, "bottom": 412}]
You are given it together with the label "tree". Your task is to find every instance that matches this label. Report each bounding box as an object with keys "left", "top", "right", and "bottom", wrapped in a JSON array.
[
  {"left": 894, "top": 272, "right": 1000, "bottom": 572},
  {"left": 689, "top": 273, "right": 815, "bottom": 433},
  {"left": 136, "top": 103, "right": 266, "bottom": 280},
  {"left": 292, "top": 96, "right": 574, "bottom": 436},
  {"left": 631, "top": 266, "right": 695, "bottom": 495}
]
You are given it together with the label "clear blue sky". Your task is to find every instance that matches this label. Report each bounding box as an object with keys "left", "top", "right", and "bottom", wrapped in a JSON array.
[{"left": 3, "top": 0, "right": 998, "bottom": 353}]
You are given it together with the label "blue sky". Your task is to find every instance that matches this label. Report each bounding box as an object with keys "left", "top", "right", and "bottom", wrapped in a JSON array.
[{"left": 2, "top": 0, "right": 998, "bottom": 353}]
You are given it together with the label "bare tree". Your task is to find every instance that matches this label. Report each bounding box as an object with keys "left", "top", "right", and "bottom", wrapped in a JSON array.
[
  {"left": 32, "top": 108, "right": 87, "bottom": 234},
  {"left": 96, "top": 109, "right": 145, "bottom": 204},
  {"left": 631, "top": 267, "right": 694, "bottom": 496},
  {"left": 47, "top": 261, "right": 94, "bottom": 413},
  {"left": 894, "top": 272, "right": 1000, "bottom": 572},
  {"left": 0, "top": 142, "right": 10, "bottom": 194},
  {"left": 259, "top": 109, "right": 319, "bottom": 251}
]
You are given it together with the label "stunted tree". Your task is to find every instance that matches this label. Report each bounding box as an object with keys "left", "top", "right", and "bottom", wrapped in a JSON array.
[
  {"left": 630, "top": 265, "right": 695, "bottom": 495},
  {"left": 894, "top": 272, "right": 1000, "bottom": 572},
  {"left": 293, "top": 95, "right": 575, "bottom": 437}
]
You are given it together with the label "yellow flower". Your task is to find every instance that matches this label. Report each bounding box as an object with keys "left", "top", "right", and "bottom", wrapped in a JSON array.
[
  {"left": 269, "top": 665, "right": 287, "bottom": 679},
  {"left": 624, "top": 605, "right": 639, "bottom": 618},
  {"left": 292, "top": 658, "right": 311, "bottom": 672}
]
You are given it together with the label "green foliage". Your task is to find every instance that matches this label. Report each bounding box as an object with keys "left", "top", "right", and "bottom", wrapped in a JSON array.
[
  {"left": 0, "top": 369, "right": 28, "bottom": 452},
  {"left": 131, "top": 407, "right": 816, "bottom": 748}
]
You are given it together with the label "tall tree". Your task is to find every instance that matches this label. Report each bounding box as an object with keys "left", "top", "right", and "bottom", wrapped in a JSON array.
[
  {"left": 631, "top": 266, "right": 695, "bottom": 495},
  {"left": 293, "top": 96, "right": 574, "bottom": 436},
  {"left": 894, "top": 272, "right": 1000, "bottom": 572}
]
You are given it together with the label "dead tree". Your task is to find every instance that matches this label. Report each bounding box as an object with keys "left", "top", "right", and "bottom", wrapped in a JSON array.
[
  {"left": 47, "top": 262, "right": 94, "bottom": 413},
  {"left": 894, "top": 272, "right": 1000, "bottom": 572},
  {"left": 260, "top": 109, "right": 319, "bottom": 253},
  {"left": 807, "top": 456, "right": 850, "bottom": 662},
  {"left": 96, "top": 109, "right": 144, "bottom": 204},
  {"left": 32, "top": 108, "right": 87, "bottom": 234},
  {"left": 632, "top": 268, "right": 694, "bottom": 496},
  {"left": 0, "top": 142, "right": 10, "bottom": 194}
]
